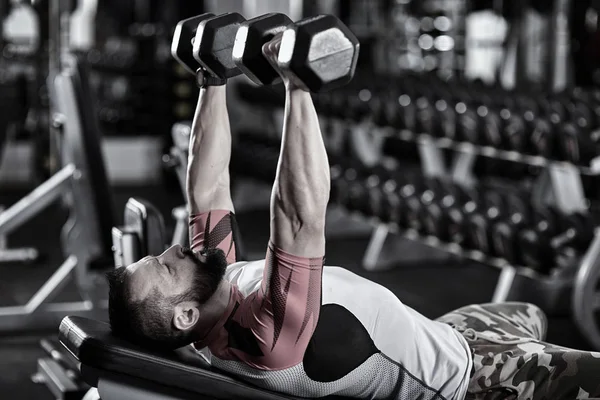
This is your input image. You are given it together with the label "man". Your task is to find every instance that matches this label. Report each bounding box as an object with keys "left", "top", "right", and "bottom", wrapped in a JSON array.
[{"left": 107, "top": 34, "right": 600, "bottom": 400}]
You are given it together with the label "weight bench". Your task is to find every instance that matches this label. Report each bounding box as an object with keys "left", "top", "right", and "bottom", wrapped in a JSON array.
[{"left": 58, "top": 197, "right": 351, "bottom": 400}]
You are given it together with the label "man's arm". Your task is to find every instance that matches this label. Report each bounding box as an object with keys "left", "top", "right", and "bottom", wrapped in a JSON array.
[
  {"left": 270, "top": 88, "right": 329, "bottom": 256},
  {"left": 187, "top": 85, "right": 240, "bottom": 264},
  {"left": 187, "top": 85, "right": 234, "bottom": 214},
  {"left": 232, "top": 37, "right": 328, "bottom": 370}
]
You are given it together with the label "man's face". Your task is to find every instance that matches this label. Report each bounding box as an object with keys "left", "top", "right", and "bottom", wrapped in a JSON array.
[{"left": 126, "top": 244, "right": 204, "bottom": 302}]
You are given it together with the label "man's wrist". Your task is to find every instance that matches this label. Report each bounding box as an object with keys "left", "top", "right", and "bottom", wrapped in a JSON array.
[{"left": 196, "top": 68, "right": 227, "bottom": 87}]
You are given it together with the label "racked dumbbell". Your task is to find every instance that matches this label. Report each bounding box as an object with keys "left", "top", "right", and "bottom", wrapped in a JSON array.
[
  {"left": 422, "top": 182, "right": 478, "bottom": 242},
  {"left": 502, "top": 113, "right": 529, "bottom": 154},
  {"left": 464, "top": 190, "right": 506, "bottom": 255},
  {"left": 490, "top": 192, "right": 532, "bottom": 264},
  {"left": 558, "top": 122, "right": 598, "bottom": 165},
  {"left": 546, "top": 211, "right": 595, "bottom": 272},
  {"left": 405, "top": 177, "right": 448, "bottom": 234},
  {"left": 480, "top": 106, "right": 503, "bottom": 148},
  {"left": 455, "top": 104, "right": 480, "bottom": 144},
  {"left": 517, "top": 206, "right": 562, "bottom": 273},
  {"left": 234, "top": 14, "right": 359, "bottom": 92},
  {"left": 530, "top": 117, "right": 555, "bottom": 159}
]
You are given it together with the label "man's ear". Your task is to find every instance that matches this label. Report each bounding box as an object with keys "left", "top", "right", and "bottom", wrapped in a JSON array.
[{"left": 173, "top": 301, "right": 201, "bottom": 331}]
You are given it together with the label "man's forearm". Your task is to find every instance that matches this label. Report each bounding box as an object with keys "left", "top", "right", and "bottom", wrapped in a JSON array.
[
  {"left": 270, "top": 88, "right": 329, "bottom": 256},
  {"left": 187, "top": 85, "right": 234, "bottom": 214}
]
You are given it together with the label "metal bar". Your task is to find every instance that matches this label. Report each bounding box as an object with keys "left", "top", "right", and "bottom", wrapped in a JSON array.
[
  {"left": 492, "top": 265, "right": 517, "bottom": 302},
  {"left": 0, "top": 164, "right": 75, "bottom": 236},
  {"left": 0, "top": 256, "right": 77, "bottom": 317},
  {"left": 0, "top": 300, "right": 104, "bottom": 332},
  {"left": 362, "top": 224, "right": 389, "bottom": 271},
  {"left": 0, "top": 248, "right": 38, "bottom": 263}
]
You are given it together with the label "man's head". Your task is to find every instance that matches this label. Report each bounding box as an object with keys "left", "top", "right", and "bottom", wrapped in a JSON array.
[{"left": 106, "top": 244, "right": 228, "bottom": 350}]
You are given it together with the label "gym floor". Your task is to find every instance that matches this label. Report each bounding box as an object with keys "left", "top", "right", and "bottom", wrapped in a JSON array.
[{"left": 0, "top": 182, "right": 591, "bottom": 399}]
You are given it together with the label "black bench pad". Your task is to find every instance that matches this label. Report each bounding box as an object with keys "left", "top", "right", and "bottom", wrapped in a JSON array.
[{"left": 59, "top": 316, "right": 352, "bottom": 400}]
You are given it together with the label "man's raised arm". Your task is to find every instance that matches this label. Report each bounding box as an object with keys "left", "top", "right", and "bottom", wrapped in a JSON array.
[
  {"left": 187, "top": 85, "right": 234, "bottom": 214},
  {"left": 187, "top": 85, "right": 242, "bottom": 264}
]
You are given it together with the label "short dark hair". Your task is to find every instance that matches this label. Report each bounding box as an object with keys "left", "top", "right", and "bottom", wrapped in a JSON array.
[
  {"left": 106, "top": 249, "right": 227, "bottom": 350},
  {"left": 106, "top": 267, "right": 196, "bottom": 350}
]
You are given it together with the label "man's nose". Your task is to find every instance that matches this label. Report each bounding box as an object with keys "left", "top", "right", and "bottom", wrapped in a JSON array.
[{"left": 160, "top": 244, "right": 182, "bottom": 259}]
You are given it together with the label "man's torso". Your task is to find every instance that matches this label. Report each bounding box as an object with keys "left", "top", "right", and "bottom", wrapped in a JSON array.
[{"left": 195, "top": 260, "right": 472, "bottom": 400}]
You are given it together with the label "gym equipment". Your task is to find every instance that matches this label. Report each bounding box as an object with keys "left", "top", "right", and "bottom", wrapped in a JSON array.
[
  {"left": 112, "top": 198, "right": 166, "bottom": 269},
  {"left": 233, "top": 13, "right": 292, "bottom": 86},
  {"left": 192, "top": 13, "right": 246, "bottom": 79},
  {"left": 171, "top": 14, "right": 216, "bottom": 76},
  {"left": 464, "top": 191, "right": 506, "bottom": 255},
  {"left": 164, "top": 121, "right": 192, "bottom": 248},
  {"left": 0, "top": 52, "right": 114, "bottom": 331},
  {"left": 517, "top": 206, "right": 562, "bottom": 274},
  {"left": 490, "top": 193, "right": 531, "bottom": 265},
  {"left": 0, "top": 72, "right": 39, "bottom": 264},
  {"left": 277, "top": 15, "right": 360, "bottom": 93},
  {"left": 32, "top": 338, "right": 90, "bottom": 399}
]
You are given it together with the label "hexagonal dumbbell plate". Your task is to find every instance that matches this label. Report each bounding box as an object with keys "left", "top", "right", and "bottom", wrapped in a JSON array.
[
  {"left": 171, "top": 13, "right": 215, "bottom": 75},
  {"left": 279, "top": 15, "right": 359, "bottom": 93},
  {"left": 233, "top": 13, "right": 292, "bottom": 86},
  {"left": 193, "top": 12, "right": 246, "bottom": 79}
]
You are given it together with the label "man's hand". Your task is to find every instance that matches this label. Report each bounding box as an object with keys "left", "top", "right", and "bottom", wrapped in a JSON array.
[{"left": 262, "top": 33, "right": 303, "bottom": 92}]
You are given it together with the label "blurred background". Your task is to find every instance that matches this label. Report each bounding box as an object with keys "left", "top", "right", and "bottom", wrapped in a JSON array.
[{"left": 2, "top": 0, "right": 600, "bottom": 398}]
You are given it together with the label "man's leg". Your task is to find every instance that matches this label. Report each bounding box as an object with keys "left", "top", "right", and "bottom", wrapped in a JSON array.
[
  {"left": 437, "top": 302, "right": 547, "bottom": 341},
  {"left": 468, "top": 340, "right": 600, "bottom": 399}
]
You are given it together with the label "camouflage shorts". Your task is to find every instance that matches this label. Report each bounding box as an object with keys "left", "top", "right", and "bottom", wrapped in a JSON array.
[{"left": 437, "top": 302, "right": 600, "bottom": 400}]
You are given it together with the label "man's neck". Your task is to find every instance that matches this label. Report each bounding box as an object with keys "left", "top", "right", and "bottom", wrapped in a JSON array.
[{"left": 191, "top": 280, "right": 232, "bottom": 341}]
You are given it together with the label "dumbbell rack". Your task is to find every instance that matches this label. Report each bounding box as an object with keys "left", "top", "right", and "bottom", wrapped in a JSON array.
[
  {"left": 348, "top": 115, "right": 600, "bottom": 348},
  {"left": 362, "top": 123, "right": 589, "bottom": 292}
]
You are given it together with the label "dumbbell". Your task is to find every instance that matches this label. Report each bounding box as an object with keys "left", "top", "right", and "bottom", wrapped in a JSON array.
[
  {"left": 551, "top": 211, "right": 596, "bottom": 270},
  {"left": 480, "top": 107, "right": 503, "bottom": 148},
  {"left": 490, "top": 193, "right": 532, "bottom": 264},
  {"left": 517, "top": 206, "right": 562, "bottom": 273},
  {"left": 502, "top": 113, "right": 529, "bottom": 154},
  {"left": 405, "top": 178, "right": 448, "bottom": 234},
  {"left": 445, "top": 188, "right": 479, "bottom": 247},
  {"left": 557, "top": 122, "right": 597, "bottom": 165},
  {"left": 455, "top": 104, "right": 480, "bottom": 144},
  {"left": 234, "top": 14, "right": 359, "bottom": 92},
  {"left": 422, "top": 183, "right": 478, "bottom": 242},
  {"left": 172, "top": 13, "right": 246, "bottom": 81},
  {"left": 435, "top": 99, "right": 456, "bottom": 139},
  {"left": 529, "top": 117, "right": 555, "bottom": 159},
  {"left": 464, "top": 191, "right": 506, "bottom": 254}
]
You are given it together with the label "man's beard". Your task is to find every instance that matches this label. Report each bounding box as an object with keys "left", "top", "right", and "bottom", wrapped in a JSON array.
[{"left": 181, "top": 247, "right": 228, "bottom": 304}]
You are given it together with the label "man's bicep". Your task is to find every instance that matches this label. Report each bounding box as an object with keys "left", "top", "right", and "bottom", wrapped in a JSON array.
[
  {"left": 189, "top": 208, "right": 241, "bottom": 265},
  {"left": 241, "top": 243, "right": 323, "bottom": 369}
]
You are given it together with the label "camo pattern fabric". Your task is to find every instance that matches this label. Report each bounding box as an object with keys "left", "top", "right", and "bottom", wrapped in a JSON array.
[{"left": 436, "top": 302, "right": 600, "bottom": 400}]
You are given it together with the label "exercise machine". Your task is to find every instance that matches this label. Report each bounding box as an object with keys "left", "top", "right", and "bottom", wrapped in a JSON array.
[{"left": 0, "top": 50, "right": 114, "bottom": 331}]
